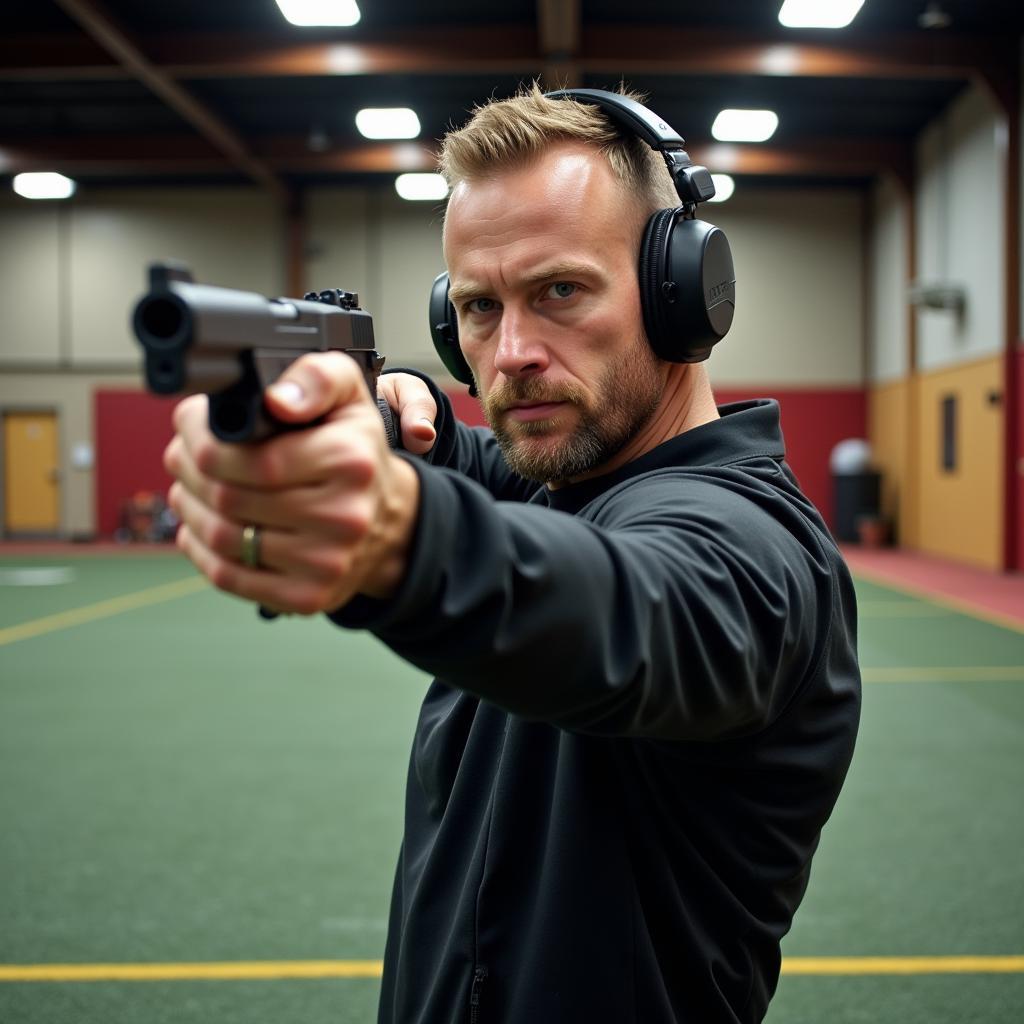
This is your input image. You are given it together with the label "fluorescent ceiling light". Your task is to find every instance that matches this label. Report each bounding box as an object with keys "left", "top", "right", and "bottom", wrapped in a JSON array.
[
  {"left": 275, "top": 0, "right": 361, "bottom": 27},
  {"left": 707, "top": 174, "right": 735, "bottom": 203},
  {"left": 711, "top": 109, "right": 779, "bottom": 143},
  {"left": 778, "top": 0, "right": 865, "bottom": 29},
  {"left": 356, "top": 108, "right": 421, "bottom": 140},
  {"left": 395, "top": 174, "right": 449, "bottom": 201},
  {"left": 13, "top": 172, "right": 76, "bottom": 200}
]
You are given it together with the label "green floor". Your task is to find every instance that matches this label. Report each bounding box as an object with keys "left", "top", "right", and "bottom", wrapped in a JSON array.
[{"left": 1, "top": 554, "right": 1023, "bottom": 1023}]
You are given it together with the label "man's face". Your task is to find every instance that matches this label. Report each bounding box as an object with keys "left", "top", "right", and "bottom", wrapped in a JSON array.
[{"left": 443, "top": 143, "right": 666, "bottom": 485}]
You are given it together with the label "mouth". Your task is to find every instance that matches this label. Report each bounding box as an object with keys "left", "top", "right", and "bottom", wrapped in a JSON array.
[{"left": 503, "top": 400, "right": 567, "bottom": 422}]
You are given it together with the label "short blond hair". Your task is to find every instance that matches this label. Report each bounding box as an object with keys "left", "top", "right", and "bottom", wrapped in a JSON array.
[{"left": 439, "top": 83, "right": 679, "bottom": 222}]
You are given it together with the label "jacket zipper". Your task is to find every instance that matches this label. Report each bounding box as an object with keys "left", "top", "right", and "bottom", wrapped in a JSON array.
[{"left": 469, "top": 965, "right": 488, "bottom": 1024}]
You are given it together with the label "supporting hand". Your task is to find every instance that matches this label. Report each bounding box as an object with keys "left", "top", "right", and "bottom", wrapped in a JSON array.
[{"left": 377, "top": 372, "right": 439, "bottom": 456}]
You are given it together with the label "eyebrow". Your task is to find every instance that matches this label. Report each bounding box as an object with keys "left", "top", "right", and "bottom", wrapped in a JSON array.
[{"left": 447, "top": 260, "right": 604, "bottom": 307}]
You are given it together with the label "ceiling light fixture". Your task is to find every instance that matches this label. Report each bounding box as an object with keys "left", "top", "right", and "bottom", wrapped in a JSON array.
[
  {"left": 707, "top": 174, "right": 736, "bottom": 203},
  {"left": 275, "top": 1, "right": 361, "bottom": 27},
  {"left": 13, "top": 172, "right": 77, "bottom": 200},
  {"left": 778, "top": 0, "right": 865, "bottom": 29},
  {"left": 395, "top": 174, "right": 449, "bottom": 201},
  {"left": 711, "top": 109, "right": 779, "bottom": 143},
  {"left": 356, "top": 108, "right": 422, "bottom": 140}
]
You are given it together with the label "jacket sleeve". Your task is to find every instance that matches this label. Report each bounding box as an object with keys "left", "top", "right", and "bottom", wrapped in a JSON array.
[{"left": 331, "top": 455, "right": 836, "bottom": 742}]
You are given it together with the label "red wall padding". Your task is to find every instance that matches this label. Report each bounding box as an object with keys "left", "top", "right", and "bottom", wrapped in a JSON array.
[
  {"left": 715, "top": 387, "right": 867, "bottom": 528},
  {"left": 94, "top": 391, "right": 177, "bottom": 537},
  {"left": 93, "top": 385, "right": 865, "bottom": 537},
  {"left": 447, "top": 387, "right": 487, "bottom": 427},
  {"left": 1015, "top": 348, "right": 1024, "bottom": 570},
  {"left": 447, "top": 385, "right": 867, "bottom": 528}
]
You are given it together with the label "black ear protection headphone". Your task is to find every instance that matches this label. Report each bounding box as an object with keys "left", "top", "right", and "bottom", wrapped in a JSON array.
[{"left": 428, "top": 88, "right": 736, "bottom": 387}]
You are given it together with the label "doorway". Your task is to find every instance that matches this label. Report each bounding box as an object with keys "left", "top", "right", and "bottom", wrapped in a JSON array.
[{"left": 3, "top": 410, "right": 60, "bottom": 535}]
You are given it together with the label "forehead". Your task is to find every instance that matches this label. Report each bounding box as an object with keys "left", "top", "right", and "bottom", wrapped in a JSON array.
[{"left": 442, "top": 143, "right": 640, "bottom": 277}]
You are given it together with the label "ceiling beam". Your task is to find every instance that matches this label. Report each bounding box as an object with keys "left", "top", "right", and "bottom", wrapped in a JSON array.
[
  {"left": 0, "top": 135, "right": 909, "bottom": 181},
  {"left": 0, "top": 27, "right": 540, "bottom": 81},
  {"left": 48, "top": 0, "right": 289, "bottom": 202},
  {"left": 0, "top": 26, "right": 1013, "bottom": 83},
  {"left": 0, "top": 137, "right": 438, "bottom": 175},
  {"left": 581, "top": 27, "right": 1017, "bottom": 81}
]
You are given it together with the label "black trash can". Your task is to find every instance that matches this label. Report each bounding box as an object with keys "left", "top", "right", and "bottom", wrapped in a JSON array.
[{"left": 832, "top": 471, "right": 881, "bottom": 543}]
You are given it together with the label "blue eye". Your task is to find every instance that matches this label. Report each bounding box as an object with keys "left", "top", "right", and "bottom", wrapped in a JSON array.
[
  {"left": 547, "top": 282, "right": 576, "bottom": 299},
  {"left": 467, "top": 297, "right": 498, "bottom": 314}
]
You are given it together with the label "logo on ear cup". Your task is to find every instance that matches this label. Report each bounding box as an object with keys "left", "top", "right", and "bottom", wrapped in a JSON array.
[{"left": 708, "top": 280, "right": 734, "bottom": 305}]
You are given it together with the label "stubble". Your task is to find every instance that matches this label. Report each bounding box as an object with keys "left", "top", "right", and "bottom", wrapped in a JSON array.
[{"left": 479, "top": 337, "right": 664, "bottom": 484}]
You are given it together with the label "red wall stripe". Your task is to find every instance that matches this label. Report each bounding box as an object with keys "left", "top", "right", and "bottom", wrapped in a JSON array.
[
  {"left": 1015, "top": 347, "right": 1024, "bottom": 570},
  {"left": 93, "top": 385, "right": 865, "bottom": 537},
  {"left": 714, "top": 388, "right": 867, "bottom": 529},
  {"left": 445, "top": 385, "right": 867, "bottom": 529},
  {"left": 94, "top": 391, "right": 176, "bottom": 537},
  {"left": 447, "top": 386, "right": 487, "bottom": 428}
]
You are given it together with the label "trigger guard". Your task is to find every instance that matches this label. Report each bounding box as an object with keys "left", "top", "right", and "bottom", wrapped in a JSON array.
[{"left": 377, "top": 397, "right": 402, "bottom": 450}]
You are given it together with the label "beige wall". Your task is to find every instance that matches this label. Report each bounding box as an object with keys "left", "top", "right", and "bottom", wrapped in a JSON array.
[
  {"left": 868, "top": 175, "right": 909, "bottom": 384},
  {"left": 69, "top": 190, "right": 284, "bottom": 365},
  {"left": 0, "top": 202, "right": 62, "bottom": 363},
  {"left": 703, "top": 187, "right": 865, "bottom": 387},
  {"left": 866, "top": 81, "right": 1012, "bottom": 568},
  {"left": 0, "top": 189, "right": 284, "bottom": 370},
  {"left": 306, "top": 188, "right": 446, "bottom": 371},
  {"left": 1, "top": 181, "right": 865, "bottom": 535},
  {"left": 915, "top": 84, "right": 1006, "bottom": 373}
]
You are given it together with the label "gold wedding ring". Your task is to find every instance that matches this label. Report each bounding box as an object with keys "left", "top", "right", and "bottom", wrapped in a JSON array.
[{"left": 240, "top": 524, "right": 262, "bottom": 569}]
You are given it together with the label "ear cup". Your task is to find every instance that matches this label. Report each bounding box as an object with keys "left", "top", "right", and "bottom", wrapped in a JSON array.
[
  {"left": 638, "top": 211, "right": 736, "bottom": 363},
  {"left": 428, "top": 271, "right": 474, "bottom": 384},
  {"left": 638, "top": 208, "right": 678, "bottom": 360}
]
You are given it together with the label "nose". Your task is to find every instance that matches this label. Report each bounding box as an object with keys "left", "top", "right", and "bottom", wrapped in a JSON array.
[{"left": 492, "top": 306, "right": 549, "bottom": 380}]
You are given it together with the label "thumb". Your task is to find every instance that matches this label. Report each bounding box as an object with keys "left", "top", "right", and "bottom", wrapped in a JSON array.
[{"left": 264, "top": 351, "right": 366, "bottom": 423}]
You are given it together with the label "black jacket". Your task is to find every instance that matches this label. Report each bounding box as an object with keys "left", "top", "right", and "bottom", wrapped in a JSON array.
[{"left": 333, "top": 393, "right": 861, "bottom": 1024}]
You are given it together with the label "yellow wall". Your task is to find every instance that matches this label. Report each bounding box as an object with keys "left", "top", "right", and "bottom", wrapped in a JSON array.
[
  {"left": 868, "top": 378, "right": 910, "bottom": 542},
  {"left": 911, "top": 355, "right": 1004, "bottom": 570}
]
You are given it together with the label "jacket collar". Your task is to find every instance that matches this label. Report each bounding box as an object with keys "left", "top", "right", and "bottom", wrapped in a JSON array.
[{"left": 541, "top": 399, "right": 785, "bottom": 513}]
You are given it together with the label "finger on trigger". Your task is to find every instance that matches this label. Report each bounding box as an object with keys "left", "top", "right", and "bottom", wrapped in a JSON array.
[{"left": 392, "top": 375, "right": 437, "bottom": 452}]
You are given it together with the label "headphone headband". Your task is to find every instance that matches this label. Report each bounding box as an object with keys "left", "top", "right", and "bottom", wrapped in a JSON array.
[
  {"left": 541, "top": 88, "right": 717, "bottom": 206},
  {"left": 543, "top": 88, "right": 686, "bottom": 151}
]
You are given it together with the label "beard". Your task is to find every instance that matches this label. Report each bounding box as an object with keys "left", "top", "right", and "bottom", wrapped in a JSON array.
[{"left": 477, "top": 335, "right": 665, "bottom": 484}]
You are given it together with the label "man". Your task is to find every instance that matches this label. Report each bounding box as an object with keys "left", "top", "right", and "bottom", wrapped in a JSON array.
[{"left": 166, "top": 87, "right": 860, "bottom": 1023}]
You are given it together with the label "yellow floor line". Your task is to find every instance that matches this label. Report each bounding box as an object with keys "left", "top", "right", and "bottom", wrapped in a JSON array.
[
  {"left": 851, "top": 565, "right": 1024, "bottom": 636},
  {"left": 2, "top": 956, "right": 1022, "bottom": 983},
  {"left": 0, "top": 960, "right": 383, "bottom": 982},
  {"left": 862, "top": 666, "right": 1024, "bottom": 683},
  {"left": 0, "top": 575, "right": 207, "bottom": 648},
  {"left": 781, "top": 956, "right": 1024, "bottom": 975}
]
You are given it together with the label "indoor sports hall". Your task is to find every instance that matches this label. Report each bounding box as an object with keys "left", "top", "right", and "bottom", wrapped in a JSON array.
[{"left": 2, "top": 2, "right": 1023, "bottom": 1023}]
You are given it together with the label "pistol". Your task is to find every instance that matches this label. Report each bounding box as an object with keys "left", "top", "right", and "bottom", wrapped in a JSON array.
[{"left": 132, "top": 260, "right": 399, "bottom": 445}]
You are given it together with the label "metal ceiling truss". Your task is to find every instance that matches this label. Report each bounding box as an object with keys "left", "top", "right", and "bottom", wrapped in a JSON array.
[{"left": 0, "top": 6, "right": 1018, "bottom": 193}]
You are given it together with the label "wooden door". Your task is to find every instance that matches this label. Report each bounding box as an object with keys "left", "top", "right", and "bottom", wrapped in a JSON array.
[{"left": 3, "top": 411, "right": 60, "bottom": 534}]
